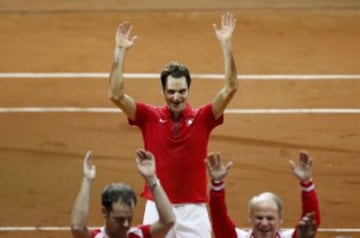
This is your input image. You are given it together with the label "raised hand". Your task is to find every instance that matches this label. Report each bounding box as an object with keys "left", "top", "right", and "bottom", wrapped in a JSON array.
[
  {"left": 83, "top": 150, "right": 96, "bottom": 180},
  {"left": 289, "top": 151, "right": 313, "bottom": 183},
  {"left": 205, "top": 152, "right": 233, "bottom": 181},
  {"left": 297, "top": 212, "right": 316, "bottom": 238},
  {"left": 115, "top": 21, "right": 137, "bottom": 50},
  {"left": 136, "top": 148, "right": 156, "bottom": 180},
  {"left": 213, "top": 12, "right": 236, "bottom": 45}
]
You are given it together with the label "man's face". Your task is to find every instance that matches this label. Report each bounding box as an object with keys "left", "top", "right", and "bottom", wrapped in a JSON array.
[
  {"left": 104, "top": 201, "right": 135, "bottom": 238},
  {"left": 163, "top": 76, "right": 189, "bottom": 119},
  {"left": 249, "top": 200, "right": 282, "bottom": 238}
]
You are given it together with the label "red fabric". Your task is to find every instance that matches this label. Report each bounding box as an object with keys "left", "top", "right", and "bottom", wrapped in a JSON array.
[
  {"left": 209, "top": 182, "right": 238, "bottom": 238},
  {"left": 129, "top": 103, "right": 223, "bottom": 203},
  {"left": 90, "top": 225, "right": 151, "bottom": 238},
  {"left": 292, "top": 181, "right": 321, "bottom": 238}
]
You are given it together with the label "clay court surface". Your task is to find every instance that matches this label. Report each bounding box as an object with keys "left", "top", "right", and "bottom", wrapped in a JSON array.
[{"left": 0, "top": 1, "right": 360, "bottom": 237}]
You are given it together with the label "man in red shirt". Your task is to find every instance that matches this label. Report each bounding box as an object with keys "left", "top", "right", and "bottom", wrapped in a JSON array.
[
  {"left": 205, "top": 150, "right": 320, "bottom": 238},
  {"left": 70, "top": 149, "right": 175, "bottom": 238},
  {"left": 108, "top": 12, "right": 239, "bottom": 238}
]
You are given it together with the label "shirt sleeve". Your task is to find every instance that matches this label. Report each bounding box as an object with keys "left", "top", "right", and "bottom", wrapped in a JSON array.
[
  {"left": 209, "top": 181, "right": 238, "bottom": 238},
  {"left": 128, "top": 102, "right": 156, "bottom": 127},
  {"left": 292, "top": 180, "right": 321, "bottom": 238},
  {"left": 200, "top": 103, "right": 224, "bottom": 130}
]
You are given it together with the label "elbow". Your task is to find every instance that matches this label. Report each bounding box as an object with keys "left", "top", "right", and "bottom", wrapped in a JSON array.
[
  {"left": 227, "top": 75, "right": 239, "bottom": 93},
  {"left": 231, "top": 84, "right": 239, "bottom": 93},
  {"left": 109, "top": 90, "right": 124, "bottom": 103},
  {"left": 70, "top": 224, "right": 85, "bottom": 235},
  {"left": 232, "top": 76, "right": 239, "bottom": 91},
  {"left": 227, "top": 85, "right": 238, "bottom": 97},
  {"left": 164, "top": 220, "right": 176, "bottom": 233},
  {"left": 165, "top": 213, "right": 176, "bottom": 226},
  {"left": 163, "top": 214, "right": 176, "bottom": 228}
]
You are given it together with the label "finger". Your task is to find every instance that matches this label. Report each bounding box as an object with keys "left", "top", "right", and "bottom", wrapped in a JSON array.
[
  {"left": 118, "top": 22, "right": 126, "bottom": 34},
  {"left": 126, "top": 25, "right": 133, "bottom": 38},
  {"left": 300, "top": 150, "right": 309, "bottom": 162},
  {"left": 207, "top": 152, "right": 216, "bottom": 166},
  {"left": 131, "top": 35, "right": 138, "bottom": 43},
  {"left": 212, "top": 23, "right": 218, "bottom": 32},
  {"left": 122, "top": 21, "right": 130, "bottom": 34},
  {"left": 225, "top": 161, "right": 233, "bottom": 172},
  {"left": 84, "top": 150, "right": 92, "bottom": 167},
  {"left": 144, "top": 151, "right": 154, "bottom": 161},
  {"left": 231, "top": 15, "right": 236, "bottom": 28},
  {"left": 226, "top": 12, "right": 231, "bottom": 26},
  {"left": 136, "top": 148, "right": 146, "bottom": 159},
  {"left": 221, "top": 14, "right": 225, "bottom": 27},
  {"left": 289, "top": 160, "right": 296, "bottom": 170},
  {"left": 215, "top": 152, "right": 221, "bottom": 166}
]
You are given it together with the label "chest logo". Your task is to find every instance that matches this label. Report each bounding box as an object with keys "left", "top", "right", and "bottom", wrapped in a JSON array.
[
  {"left": 186, "top": 119, "right": 193, "bottom": 126},
  {"left": 159, "top": 118, "right": 167, "bottom": 123}
]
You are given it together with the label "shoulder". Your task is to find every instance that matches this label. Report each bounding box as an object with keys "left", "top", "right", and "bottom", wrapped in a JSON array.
[
  {"left": 189, "top": 103, "right": 212, "bottom": 116},
  {"left": 127, "top": 225, "right": 151, "bottom": 238},
  {"left": 90, "top": 227, "right": 105, "bottom": 238},
  {"left": 135, "top": 102, "right": 164, "bottom": 117}
]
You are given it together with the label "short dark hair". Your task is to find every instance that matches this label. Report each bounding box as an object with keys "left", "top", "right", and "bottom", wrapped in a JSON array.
[
  {"left": 101, "top": 183, "right": 137, "bottom": 212},
  {"left": 160, "top": 61, "right": 191, "bottom": 90}
]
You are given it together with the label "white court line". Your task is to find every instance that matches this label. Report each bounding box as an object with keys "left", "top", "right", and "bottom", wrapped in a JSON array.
[
  {"left": 0, "top": 107, "right": 360, "bottom": 114},
  {"left": 0, "top": 227, "right": 358, "bottom": 232},
  {"left": 1, "top": 72, "right": 360, "bottom": 79}
]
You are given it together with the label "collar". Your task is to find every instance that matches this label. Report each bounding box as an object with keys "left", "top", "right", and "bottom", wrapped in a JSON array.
[
  {"left": 161, "top": 103, "right": 193, "bottom": 120},
  {"left": 250, "top": 231, "right": 281, "bottom": 238}
]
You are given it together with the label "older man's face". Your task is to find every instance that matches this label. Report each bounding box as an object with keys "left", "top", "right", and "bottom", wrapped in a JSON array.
[{"left": 249, "top": 199, "right": 282, "bottom": 238}]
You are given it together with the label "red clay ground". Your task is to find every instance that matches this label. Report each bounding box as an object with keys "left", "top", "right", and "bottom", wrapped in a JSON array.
[{"left": 0, "top": 1, "right": 360, "bottom": 238}]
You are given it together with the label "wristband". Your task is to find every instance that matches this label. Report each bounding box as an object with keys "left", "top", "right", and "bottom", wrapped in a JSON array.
[
  {"left": 301, "top": 180, "right": 315, "bottom": 192},
  {"left": 211, "top": 180, "right": 225, "bottom": 191}
]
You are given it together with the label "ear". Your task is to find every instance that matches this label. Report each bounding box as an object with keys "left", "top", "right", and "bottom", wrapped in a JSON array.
[
  {"left": 101, "top": 206, "right": 107, "bottom": 219},
  {"left": 248, "top": 214, "right": 252, "bottom": 224}
]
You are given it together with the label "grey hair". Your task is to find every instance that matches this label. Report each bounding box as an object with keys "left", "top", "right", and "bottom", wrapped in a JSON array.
[{"left": 248, "top": 192, "right": 284, "bottom": 217}]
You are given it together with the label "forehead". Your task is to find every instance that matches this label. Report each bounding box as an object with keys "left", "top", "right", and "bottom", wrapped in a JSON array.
[
  {"left": 110, "top": 201, "right": 135, "bottom": 217},
  {"left": 251, "top": 200, "right": 280, "bottom": 218},
  {"left": 165, "top": 76, "right": 188, "bottom": 89}
]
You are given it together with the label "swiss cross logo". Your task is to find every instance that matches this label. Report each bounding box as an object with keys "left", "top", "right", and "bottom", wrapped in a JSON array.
[{"left": 186, "top": 118, "right": 193, "bottom": 126}]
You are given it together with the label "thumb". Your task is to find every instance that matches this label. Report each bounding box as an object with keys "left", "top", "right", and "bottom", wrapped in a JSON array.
[
  {"left": 289, "top": 160, "right": 296, "bottom": 170},
  {"left": 225, "top": 161, "right": 233, "bottom": 172},
  {"left": 131, "top": 35, "right": 138, "bottom": 43}
]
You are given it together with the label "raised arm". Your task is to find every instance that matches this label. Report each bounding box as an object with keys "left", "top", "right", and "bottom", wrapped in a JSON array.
[
  {"left": 108, "top": 21, "right": 137, "bottom": 120},
  {"left": 136, "top": 148, "right": 175, "bottom": 237},
  {"left": 296, "top": 212, "right": 317, "bottom": 238},
  {"left": 289, "top": 151, "right": 321, "bottom": 238},
  {"left": 205, "top": 152, "right": 237, "bottom": 238},
  {"left": 212, "top": 12, "right": 239, "bottom": 120},
  {"left": 70, "top": 151, "right": 96, "bottom": 238}
]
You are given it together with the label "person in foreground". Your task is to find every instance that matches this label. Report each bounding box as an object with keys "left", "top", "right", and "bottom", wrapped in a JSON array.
[
  {"left": 108, "top": 12, "right": 238, "bottom": 238},
  {"left": 205, "top": 151, "right": 320, "bottom": 238},
  {"left": 70, "top": 149, "right": 175, "bottom": 238}
]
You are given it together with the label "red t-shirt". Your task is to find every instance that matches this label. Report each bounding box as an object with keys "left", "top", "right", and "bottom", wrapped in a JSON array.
[
  {"left": 91, "top": 225, "right": 151, "bottom": 238},
  {"left": 129, "top": 103, "right": 223, "bottom": 203}
]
